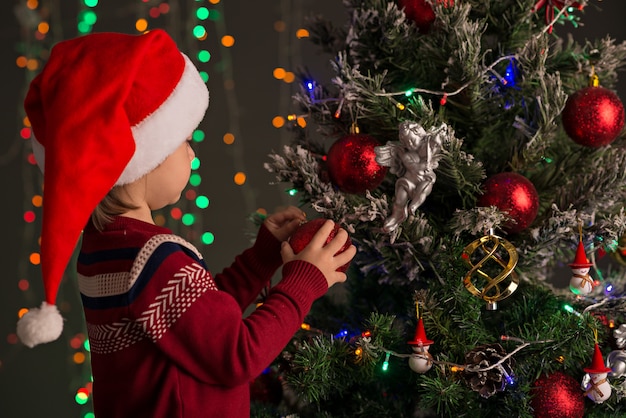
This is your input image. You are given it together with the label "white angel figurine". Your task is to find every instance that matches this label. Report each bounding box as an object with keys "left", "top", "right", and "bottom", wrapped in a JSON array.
[{"left": 375, "top": 121, "right": 445, "bottom": 232}]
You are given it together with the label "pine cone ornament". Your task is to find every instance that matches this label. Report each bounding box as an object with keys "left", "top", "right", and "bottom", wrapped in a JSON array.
[{"left": 461, "top": 344, "right": 514, "bottom": 398}]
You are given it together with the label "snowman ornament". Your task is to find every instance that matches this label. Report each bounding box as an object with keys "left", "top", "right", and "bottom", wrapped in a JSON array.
[
  {"left": 407, "top": 317, "right": 434, "bottom": 373},
  {"left": 582, "top": 343, "right": 612, "bottom": 403},
  {"left": 569, "top": 240, "right": 594, "bottom": 295}
]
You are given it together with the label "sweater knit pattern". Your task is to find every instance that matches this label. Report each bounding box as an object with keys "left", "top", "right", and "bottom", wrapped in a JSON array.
[{"left": 79, "top": 233, "right": 217, "bottom": 354}]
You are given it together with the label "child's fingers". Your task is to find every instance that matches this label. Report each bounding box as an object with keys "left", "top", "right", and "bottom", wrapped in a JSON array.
[
  {"left": 307, "top": 220, "right": 335, "bottom": 248},
  {"left": 325, "top": 229, "right": 350, "bottom": 254},
  {"left": 334, "top": 244, "right": 357, "bottom": 266},
  {"left": 281, "top": 241, "right": 295, "bottom": 259}
]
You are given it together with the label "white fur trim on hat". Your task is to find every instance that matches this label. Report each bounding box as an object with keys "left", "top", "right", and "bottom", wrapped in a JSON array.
[
  {"left": 16, "top": 302, "right": 64, "bottom": 348},
  {"left": 29, "top": 54, "right": 209, "bottom": 185},
  {"left": 117, "top": 54, "right": 209, "bottom": 185}
]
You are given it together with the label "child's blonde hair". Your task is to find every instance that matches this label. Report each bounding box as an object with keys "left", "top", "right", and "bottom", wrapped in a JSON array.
[{"left": 91, "top": 187, "right": 138, "bottom": 231}]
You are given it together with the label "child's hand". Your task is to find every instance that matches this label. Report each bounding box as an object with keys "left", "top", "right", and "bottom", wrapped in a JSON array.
[
  {"left": 280, "top": 220, "right": 357, "bottom": 288},
  {"left": 264, "top": 206, "right": 307, "bottom": 242}
]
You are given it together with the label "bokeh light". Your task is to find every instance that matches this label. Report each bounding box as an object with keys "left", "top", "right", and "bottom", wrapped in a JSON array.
[
  {"left": 196, "top": 7, "right": 209, "bottom": 20},
  {"left": 32, "top": 195, "right": 43, "bottom": 207},
  {"left": 272, "top": 116, "right": 285, "bottom": 128},
  {"left": 296, "top": 28, "right": 310, "bottom": 38},
  {"left": 135, "top": 18, "right": 148, "bottom": 32},
  {"left": 29, "top": 253, "right": 40, "bottom": 265},
  {"left": 189, "top": 173, "right": 202, "bottom": 187},
  {"left": 221, "top": 35, "right": 235, "bottom": 47},
  {"left": 198, "top": 50, "right": 211, "bottom": 63},
  {"left": 234, "top": 172, "right": 246, "bottom": 185},
  {"left": 192, "top": 130, "right": 205, "bottom": 143},
  {"left": 223, "top": 133, "right": 235, "bottom": 144},
  {"left": 196, "top": 195, "right": 210, "bottom": 209},
  {"left": 201, "top": 232, "right": 215, "bottom": 245},
  {"left": 273, "top": 67, "right": 286, "bottom": 79},
  {"left": 193, "top": 25, "right": 206, "bottom": 38},
  {"left": 23, "top": 211, "right": 36, "bottom": 223},
  {"left": 182, "top": 213, "right": 196, "bottom": 226},
  {"left": 170, "top": 207, "right": 183, "bottom": 220}
]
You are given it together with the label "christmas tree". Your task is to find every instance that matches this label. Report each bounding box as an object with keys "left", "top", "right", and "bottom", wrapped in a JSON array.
[{"left": 260, "top": 1, "right": 626, "bottom": 417}]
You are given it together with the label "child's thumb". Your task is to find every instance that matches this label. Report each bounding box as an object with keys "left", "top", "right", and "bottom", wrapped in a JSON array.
[{"left": 281, "top": 240, "right": 297, "bottom": 259}]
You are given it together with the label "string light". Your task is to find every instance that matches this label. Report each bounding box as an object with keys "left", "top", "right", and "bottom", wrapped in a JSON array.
[
  {"left": 335, "top": 330, "right": 349, "bottom": 339},
  {"left": 382, "top": 352, "right": 391, "bottom": 371},
  {"left": 563, "top": 304, "right": 583, "bottom": 317}
]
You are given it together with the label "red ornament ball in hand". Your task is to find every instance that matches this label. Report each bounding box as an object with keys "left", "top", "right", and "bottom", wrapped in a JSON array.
[
  {"left": 289, "top": 218, "right": 352, "bottom": 272},
  {"left": 326, "top": 133, "right": 388, "bottom": 194},
  {"left": 530, "top": 371, "right": 584, "bottom": 418},
  {"left": 561, "top": 86, "right": 625, "bottom": 147},
  {"left": 477, "top": 172, "right": 539, "bottom": 234}
]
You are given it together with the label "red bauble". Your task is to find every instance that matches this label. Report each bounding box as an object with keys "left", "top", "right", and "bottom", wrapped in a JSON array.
[
  {"left": 561, "top": 86, "right": 625, "bottom": 147},
  {"left": 326, "top": 133, "right": 388, "bottom": 194},
  {"left": 289, "top": 218, "right": 352, "bottom": 272},
  {"left": 398, "top": 0, "right": 453, "bottom": 33},
  {"left": 477, "top": 172, "right": 539, "bottom": 234},
  {"left": 530, "top": 371, "right": 584, "bottom": 418}
]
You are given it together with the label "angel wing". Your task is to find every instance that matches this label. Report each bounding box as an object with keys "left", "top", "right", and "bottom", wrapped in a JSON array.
[{"left": 375, "top": 142, "right": 405, "bottom": 176}]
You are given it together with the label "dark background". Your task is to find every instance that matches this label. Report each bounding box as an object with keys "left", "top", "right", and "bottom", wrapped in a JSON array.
[{"left": 0, "top": 1, "right": 624, "bottom": 417}]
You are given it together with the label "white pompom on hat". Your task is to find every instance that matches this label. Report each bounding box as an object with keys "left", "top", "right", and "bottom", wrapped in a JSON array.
[{"left": 17, "top": 29, "right": 209, "bottom": 347}]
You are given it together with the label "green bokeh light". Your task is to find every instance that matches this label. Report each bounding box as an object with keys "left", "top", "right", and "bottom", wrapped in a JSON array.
[
  {"left": 182, "top": 213, "right": 196, "bottom": 226},
  {"left": 191, "top": 157, "right": 200, "bottom": 170},
  {"left": 196, "top": 195, "right": 210, "bottom": 209},
  {"left": 192, "top": 130, "right": 205, "bottom": 143},
  {"left": 189, "top": 173, "right": 202, "bottom": 187},
  {"left": 77, "top": 22, "right": 92, "bottom": 34},
  {"left": 198, "top": 50, "right": 211, "bottom": 63},
  {"left": 84, "top": 0, "right": 98, "bottom": 7},
  {"left": 79, "top": 10, "right": 97, "bottom": 25},
  {"left": 75, "top": 393, "right": 89, "bottom": 405},
  {"left": 202, "top": 232, "right": 215, "bottom": 245},
  {"left": 193, "top": 25, "right": 206, "bottom": 39},
  {"left": 196, "top": 7, "right": 209, "bottom": 20}
]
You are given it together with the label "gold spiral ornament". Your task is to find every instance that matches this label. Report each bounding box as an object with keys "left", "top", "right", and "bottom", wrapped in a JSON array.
[{"left": 462, "top": 233, "right": 519, "bottom": 310}]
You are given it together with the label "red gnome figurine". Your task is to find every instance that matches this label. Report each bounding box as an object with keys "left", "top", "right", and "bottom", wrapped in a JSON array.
[
  {"left": 569, "top": 240, "right": 594, "bottom": 295},
  {"left": 407, "top": 317, "right": 434, "bottom": 373},
  {"left": 582, "top": 343, "right": 612, "bottom": 403}
]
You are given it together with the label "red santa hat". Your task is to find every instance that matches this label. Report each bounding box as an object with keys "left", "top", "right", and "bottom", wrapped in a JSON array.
[
  {"left": 569, "top": 240, "right": 593, "bottom": 269},
  {"left": 584, "top": 343, "right": 612, "bottom": 374},
  {"left": 16, "top": 30, "right": 209, "bottom": 348},
  {"left": 408, "top": 317, "right": 434, "bottom": 346}
]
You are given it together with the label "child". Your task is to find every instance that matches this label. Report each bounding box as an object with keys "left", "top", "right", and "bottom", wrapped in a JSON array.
[{"left": 16, "top": 29, "right": 356, "bottom": 418}]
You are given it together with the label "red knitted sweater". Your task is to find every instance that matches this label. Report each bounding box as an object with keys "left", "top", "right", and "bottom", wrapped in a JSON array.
[{"left": 77, "top": 216, "right": 328, "bottom": 418}]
